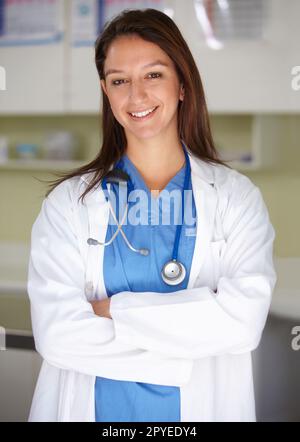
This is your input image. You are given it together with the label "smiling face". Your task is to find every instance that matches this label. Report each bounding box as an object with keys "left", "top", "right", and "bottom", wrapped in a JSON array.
[{"left": 100, "top": 34, "right": 184, "bottom": 143}]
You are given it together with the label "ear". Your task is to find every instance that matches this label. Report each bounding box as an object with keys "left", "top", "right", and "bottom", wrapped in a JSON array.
[
  {"left": 100, "top": 79, "right": 108, "bottom": 96},
  {"left": 179, "top": 83, "right": 185, "bottom": 101}
]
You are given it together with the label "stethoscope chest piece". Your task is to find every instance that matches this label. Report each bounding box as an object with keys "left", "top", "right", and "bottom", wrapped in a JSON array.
[{"left": 161, "top": 260, "right": 186, "bottom": 286}]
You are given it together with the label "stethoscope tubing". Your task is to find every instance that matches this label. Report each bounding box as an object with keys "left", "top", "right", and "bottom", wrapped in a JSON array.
[{"left": 93, "top": 141, "right": 192, "bottom": 284}]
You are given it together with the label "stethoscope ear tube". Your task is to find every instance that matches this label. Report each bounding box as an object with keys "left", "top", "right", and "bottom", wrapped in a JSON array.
[
  {"left": 87, "top": 197, "right": 150, "bottom": 255},
  {"left": 106, "top": 196, "right": 150, "bottom": 255}
]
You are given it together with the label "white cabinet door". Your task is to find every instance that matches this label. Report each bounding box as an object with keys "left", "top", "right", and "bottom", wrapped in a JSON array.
[
  {"left": 0, "top": 1, "right": 65, "bottom": 115},
  {"left": 0, "top": 44, "right": 65, "bottom": 114},
  {"left": 68, "top": 46, "right": 101, "bottom": 113},
  {"left": 285, "top": 1, "right": 300, "bottom": 112},
  {"left": 172, "top": 0, "right": 300, "bottom": 112}
]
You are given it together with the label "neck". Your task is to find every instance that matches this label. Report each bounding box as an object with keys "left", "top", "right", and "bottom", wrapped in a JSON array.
[{"left": 125, "top": 135, "right": 185, "bottom": 176}]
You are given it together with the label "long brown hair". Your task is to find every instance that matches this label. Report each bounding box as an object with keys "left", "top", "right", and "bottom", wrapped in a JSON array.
[{"left": 45, "top": 8, "right": 231, "bottom": 203}]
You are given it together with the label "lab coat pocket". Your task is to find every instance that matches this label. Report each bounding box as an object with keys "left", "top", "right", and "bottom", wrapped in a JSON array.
[{"left": 210, "top": 239, "right": 226, "bottom": 292}]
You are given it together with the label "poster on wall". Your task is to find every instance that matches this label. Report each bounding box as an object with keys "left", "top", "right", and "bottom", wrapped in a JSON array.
[
  {"left": 71, "top": 0, "right": 167, "bottom": 47},
  {"left": 71, "top": 0, "right": 102, "bottom": 47},
  {"left": 101, "top": 0, "right": 167, "bottom": 29},
  {"left": 0, "top": 0, "right": 63, "bottom": 47}
]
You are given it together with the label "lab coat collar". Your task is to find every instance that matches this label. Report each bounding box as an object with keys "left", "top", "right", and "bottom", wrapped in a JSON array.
[{"left": 79, "top": 148, "right": 216, "bottom": 188}]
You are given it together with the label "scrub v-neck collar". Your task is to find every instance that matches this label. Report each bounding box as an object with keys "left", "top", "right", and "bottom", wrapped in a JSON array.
[{"left": 120, "top": 153, "right": 186, "bottom": 198}]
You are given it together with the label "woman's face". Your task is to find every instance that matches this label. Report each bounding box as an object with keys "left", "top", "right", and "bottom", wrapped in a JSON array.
[{"left": 101, "top": 34, "right": 184, "bottom": 141}]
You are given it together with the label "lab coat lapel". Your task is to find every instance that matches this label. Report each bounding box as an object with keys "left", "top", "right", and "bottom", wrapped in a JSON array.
[
  {"left": 80, "top": 175, "right": 110, "bottom": 300},
  {"left": 187, "top": 154, "right": 218, "bottom": 289}
]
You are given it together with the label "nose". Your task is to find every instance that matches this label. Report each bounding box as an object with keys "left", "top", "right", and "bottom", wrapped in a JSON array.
[{"left": 128, "top": 79, "right": 148, "bottom": 101}]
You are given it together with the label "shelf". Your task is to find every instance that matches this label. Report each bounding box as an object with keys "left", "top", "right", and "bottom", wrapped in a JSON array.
[
  {"left": 225, "top": 160, "right": 261, "bottom": 171},
  {"left": 0, "top": 158, "right": 262, "bottom": 173},
  {"left": 0, "top": 158, "right": 272, "bottom": 174},
  {"left": 211, "top": 114, "right": 283, "bottom": 171},
  {"left": 0, "top": 159, "right": 85, "bottom": 172}
]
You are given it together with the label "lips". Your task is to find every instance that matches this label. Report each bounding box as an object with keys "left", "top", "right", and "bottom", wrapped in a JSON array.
[{"left": 128, "top": 106, "right": 159, "bottom": 121}]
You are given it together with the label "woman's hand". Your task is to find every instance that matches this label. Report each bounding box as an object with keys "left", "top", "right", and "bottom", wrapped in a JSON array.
[{"left": 90, "top": 298, "right": 112, "bottom": 319}]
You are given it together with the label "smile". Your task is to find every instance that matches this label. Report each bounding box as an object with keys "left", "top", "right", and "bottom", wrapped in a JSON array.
[{"left": 128, "top": 106, "right": 158, "bottom": 120}]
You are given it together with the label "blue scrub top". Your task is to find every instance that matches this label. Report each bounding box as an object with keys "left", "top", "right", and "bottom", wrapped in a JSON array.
[{"left": 95, "top": 153, "right": 197, "bottom": 422}]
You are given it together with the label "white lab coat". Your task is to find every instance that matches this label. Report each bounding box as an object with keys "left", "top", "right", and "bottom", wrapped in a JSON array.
[{"left": 27, "top": 151, "right": 277, "bottom": 422}]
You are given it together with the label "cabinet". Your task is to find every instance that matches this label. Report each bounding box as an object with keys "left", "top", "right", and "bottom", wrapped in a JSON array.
[
  {"left": 252, "top": 314, "right": 300, "bottom": 421},
  {"left": 210, "top": 114, "right": 283, "bottom": 170},
  {"left": 173, "top": 0, "right": 300, "bottom": 112},
  {"left": 68, "top": 46, "right": 101, "bottom": 113},
  {"left": 0, "top": 347, "right": 42, "bottom": 422},
  {"left": 66, "top": 0, "right": 300, "bottom": 113},
  {"left": 0, "top": 112, "right": 286, "bottom": 174},
  {"left": 0, "top": 0, "right": 101, "bottom": 114},
  {"left": 0, "top": 2, "right": 65, "bottom": 114},
  {"left": 0, "top": 0, "right": 299, "bottom": 114},
  {"left": 0, "top": 44, "right": 65, "bottom": 114},
  {"left": 0, "top": 113, "right": 286, "bottom": 172},
  {"left": 0, "top": 0, "right": 298, "bottom": 172}
]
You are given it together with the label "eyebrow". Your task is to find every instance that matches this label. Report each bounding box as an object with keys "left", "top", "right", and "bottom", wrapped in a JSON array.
[{"left": 104, "top": 60, "right": 170, "bottom": 77}]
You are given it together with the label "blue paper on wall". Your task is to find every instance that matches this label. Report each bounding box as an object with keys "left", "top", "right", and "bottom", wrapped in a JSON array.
[{"left": 0, "top": 0, "right": 63, "bottom": 47}]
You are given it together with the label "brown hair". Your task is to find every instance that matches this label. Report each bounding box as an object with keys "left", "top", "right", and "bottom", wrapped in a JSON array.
[{"left": 45, "top": 8, "right": 231, "bottom": 203}]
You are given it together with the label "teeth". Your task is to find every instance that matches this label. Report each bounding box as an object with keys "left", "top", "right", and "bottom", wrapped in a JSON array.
[{"left": 130, "top": 107, "right": 156, "bottom": 118}]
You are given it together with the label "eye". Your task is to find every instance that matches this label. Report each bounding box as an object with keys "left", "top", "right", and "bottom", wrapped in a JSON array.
[
  {"left": 147, "top": 72, "right": 162, "bottom": 79},
  {"left": 111, "top": 72, "right": 162, "bottom": 86},
  {"left": 111, "top": 79, "right": 126, "bottom": 86}
]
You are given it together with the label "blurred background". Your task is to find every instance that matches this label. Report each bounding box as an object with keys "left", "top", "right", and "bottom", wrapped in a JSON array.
[{"left": 0, "top": 0, "right": 299, "bottom": 422}]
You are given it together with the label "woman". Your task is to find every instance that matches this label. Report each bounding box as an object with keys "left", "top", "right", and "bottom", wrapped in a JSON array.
[{"left": 27, "top": 9, "right": 277, "bottom": 422}]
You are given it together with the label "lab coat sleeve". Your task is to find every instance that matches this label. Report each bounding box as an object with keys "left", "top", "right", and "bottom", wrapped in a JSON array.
[
  {"left": 109, "top": 174, "right": 277, "bottom": 359},
  {"left": 27, "top": 180, "right": 192, "bottom": 383}
]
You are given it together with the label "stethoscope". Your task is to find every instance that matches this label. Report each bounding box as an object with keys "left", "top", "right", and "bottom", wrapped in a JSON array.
[{"left": 87, "top": 142, "right": 191, "bottom": 286}]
